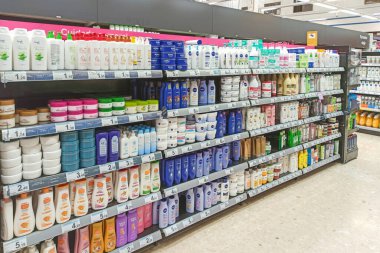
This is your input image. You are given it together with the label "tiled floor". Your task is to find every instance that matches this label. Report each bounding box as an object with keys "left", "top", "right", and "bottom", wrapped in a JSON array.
[{"left": 150, "top": 133, "right": 380, "bottom": 253}]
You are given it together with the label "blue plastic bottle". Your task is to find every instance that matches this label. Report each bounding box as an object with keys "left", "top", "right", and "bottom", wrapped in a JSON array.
[
  {"left": 235, "top": 110, "right": 242, "bottom": 133},
  {"left": 198, "top": 80, "right": 208, "bottom": 106},
  {"left": 227, "top": 112, "right": 236, "bottom": 135},
  {"left": 207, "top": 80, "right": 216, "bottom": 104},
  {"left": 149, "top": 81, "right": 156, "bottom": 99},
  {"left": 150, "top": 127, "right": 157, "bottom": 153},
  {"left": 222, "top": 145, "right": 229, "bottom": 169},
  {"left": 132, "top": 79, "right": 138, "bottom": 99},
  {"left": 208, "top": 148, "right": 214, "bottom": 173},
  {"left": 172, "top": 81, "right": 180, "bottom": 109},
  {"left": 216, "top": 112, "right": 224, "bottom": 138},
  {"left": 181, "top": 155, "right": 189, "bottom": 182},
  {"left": 214, "top": 147, "right": 223, "bottom": 171},
  {"left": 166, "top": 82, "right": 173, "bottom": 110},
  {"left": 108, "top": 130, "right": 120, "bottom": 162},
  {"left": 232, "top": 141, "right": 241, "bottom": 161},
  {"left": 174, "top": 157, "right": 182, "bottom": 184},
  {"left": 96, "top": 132, "right": 108, "bottom": 165},
  {"left": 202, "top": 150, "right": 210, "bottom": 176},
  {"left": 165, "top": 159, "right": 175, "bottom": 187},
  {"left": 196, "top": 152, "right": 203, "bottom": 178},
  {"left": 222, "top": 112, "right": 227, "bottom": 135},
  {"left": 144, "top": 128, "right": 151, "bottom": 154},
  {"left": 180, "top": 81, "right": 188, "bottom": 108},
  {"left": 160, "top": 82, "right": 166, "bottom": 110},
  {"left": 188, "top": 154, "right": 197, "bottom": 180},
  {"left": 137, "top": 130, "right": 145, "bottom": 156}
]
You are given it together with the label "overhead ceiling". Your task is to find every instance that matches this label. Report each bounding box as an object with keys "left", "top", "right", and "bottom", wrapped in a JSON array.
[{"left": 196, "top": 0, "right": 380, "bottom": 32}]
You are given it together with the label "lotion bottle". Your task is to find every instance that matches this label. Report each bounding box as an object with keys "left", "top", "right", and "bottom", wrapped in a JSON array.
[
  {"left": 64, "top": 33, "right": 76, "bottom": 69},
  {"left": 90, "top": 222, "right": 104, "bottom": 253},
  {"left": 115, "top": 169, "right": 129, "bottom": 203},
  {"left": 42, "top": 239, "right": 57, "bottom": 253},
  {"left": 158, "top": 198, "right": 168, "bottom": 229},
  {"left": 0, "top": 27, "right": 12, "bottom": 71},
  {"left": 189, "top": 80, "right": 199, "bottom": 106},
  {"left": 140, "top": 163, "right": 151, "bottom": 195},
  {"left": 46, "top": 31, "right": 59, "bottom": 70},
  {"left": 12, "top": 28, "right": 30, "bottom": 70},
  {"left": 29, "top": 29, "right": 47, "bottom": 70},
  {"left": 56, "top": 32, "right": 64, "bottom": 69},
  {"left": 151, "top": 161, "right": 160, "bottom": 192},
  {"left": 14, "top": 193, "right": 35, "bottom": 236},
  {"left": 36, "top": 188, "right": 55, "bottom": 230},
  {"left": 74, "top": 179, "right": 88, "bottom": 217},
  {"left": 55, "top": 183, "right": 71, "bottom": 224},
  {"left": 104, "top": 217, "right": 116, "bottom": 252}
]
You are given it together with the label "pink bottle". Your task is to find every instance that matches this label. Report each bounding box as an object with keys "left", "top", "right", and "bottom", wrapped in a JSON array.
[
  {"left": 144, "top": 203, "right": 153, "bottom": 229},
  {"left": 77, "top": 226, "right": 90, "bottom": 253},
  {"left": 57, "top": 233, "right": 70, "bottom": 253},
  {"left": 74, "top": 229, "right": 79, "bottom": 253},
  {"left": 137, "top": 206, "right": 145, "bottom": 234}
]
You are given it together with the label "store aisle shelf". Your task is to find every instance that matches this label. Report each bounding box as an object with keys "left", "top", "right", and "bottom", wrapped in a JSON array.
[
  {"left": 301, "top": 154, "right": 340, "bottom": 174},
  {"left": 0, "top": 70, "right": 163, "bottom": 83},
  {"left": 166, "top": 101, "right": 250, "bottom": 118},
  {"left": 302, "top": 133, "right": 342, "bottom": 149},
  {"left": 162, "top": 162, "right": 248, "bottom": 198},
  {"left": 2, "top": 152, "right": 162, "bottom": 197},
  {"left": 0, "top": 111, "right": 161, "bottom": 141},
  {"left": 1, "top": 192, "right": 162, "bottom": 253},
  {"left": 360, "top": 63, "right": 380, "bottom": 67},
  {"left": 357, "top": 125, "right": 380, "bottom": 135},
  {"left": 360, "top": 78, "right": 380, "bottom": 81},
  {"left": 163, "top": 131, "right": 250, "bottom": 158},
  {"left": 162, "top": 193, "right": 247, "bottom": 237},
  {"left": 348, "top": 127, "right": 360, "bottom": 135},
  {"left": 111, "top": 229, "right": 162, "bottom": 253},
  {"left": 359, "top": 107, "right": 380, "bottom": 113},
  {"left": 350, "top": 90, "right": 380, "bottom": 96}
]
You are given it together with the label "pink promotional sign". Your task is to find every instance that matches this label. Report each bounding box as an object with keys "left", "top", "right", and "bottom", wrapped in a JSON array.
[{"left": 0, "top": 19, "right": 312, "bottom": 48}]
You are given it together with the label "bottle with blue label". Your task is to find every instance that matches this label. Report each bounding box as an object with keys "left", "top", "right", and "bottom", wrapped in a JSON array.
[
  {"left": 235, "top": 110, "right": 242, "bottom": 133},
  {"left": 222, "top": 145, "right": 229, "bottom": 169},
  {"left": 186, "top": 188, "right": 194, "bottom": 213},
  {"left": 159, "top": 82, "right": 166, "bottom": 109},
  {"left": 204, "top": 183, "right": 212, "bottom": 209},
  {"left": 137, "top": 130, "right": 145, "bottom": 156},
  {"left": 232, "top": 141, "right": 241, "bottom": 161},
  {"left": 216, "top": 112, "right": 224, "bottom": 138},
  {"left": 196, "top": 152, "right": 203, "bottom": 178},
  {"left": 195, "top": 186, "right": 204, "bottom": 212},
  {"left": 208, "top": 148, "right": 214, "bottom": 173},
  {"left": 174, "top": 157, "right": 182, "bottom": 185},
  {"left": 207, "top": 80, "right": 216, "bottom": 104},
  {"left": 166, "top": 82, "right": 173, "bottom": 110},
  {"left": 222, "top": 112, "right": 227, "bottom": 135},
  {"left": 227, "top": 111, "right": 236, "bottom": 135},
  {"left": 180, "top": 81, "right": 188, "bottom": 108},
  {"left": 211, "top": 182, "right": 218, "bottom": 205},
  {"left": 172, "top": 81, "right": 180, "bottom": 109},
  {"left": 150, "top": 127, "right": 157, "bottom": 152},
  {"left": 188, "top": 154, "right": 197, "bottom": 180},
  {"left": 214, "top": 147, "right": 223, "bottom": 171},
  {"left": 132, "top": 79, "right": 138, "bottom": 99},
  {"left": 198, "top": 80, "right": 208, "bottom": 106},
  {"left": 159, "top": 198, "right": 168, "bottom": 228},
  {"left": 203, "top": 150, "right": 210, "bottom": 176},
  {"left": 164, "top": 159, "right": 175, "bottom": 187},
  {"left": 181, "top": 155, "right": 189, "bottom": 182},
  {"left": 144, "top": 128, "right": 151, "bottom": 154}
]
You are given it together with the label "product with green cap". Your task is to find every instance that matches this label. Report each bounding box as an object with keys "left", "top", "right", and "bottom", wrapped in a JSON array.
[
  {"left": 125, "top": 101, "right": 137, "bottom": 114},
  {"left": 98, "top": 98, "right": 113, "bottom": 109},
  {"left": 99, "top": 108, "right": 112, "bottom": 117},
  {"left": 112, "top": 106, "right": 125, "bottom": 116},
  {"left": 137, "top": 100, "right": 148, "bottom": 113},
  {"left": 112, "top": 97, "right": 125, "bottom": 108},
  {"left": 147, "top": 100, "right": 159, "bottom": 112}
]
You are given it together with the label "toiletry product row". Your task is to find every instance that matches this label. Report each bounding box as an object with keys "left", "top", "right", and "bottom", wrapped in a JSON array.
[
  {"left": 0, "top": 160, "right": 159, "bottom": 239},
  {"left": 359, "top": 66, "right": 380, "bottom": 80},
  {"left": 356, "top": 111, "right": 380, "bottom": 129},
  {"left": 357, "top": 80, "right": 380, "bottom": 93},
  {"left": 359, "top": 95, "right": 380, "bottom": 110}
]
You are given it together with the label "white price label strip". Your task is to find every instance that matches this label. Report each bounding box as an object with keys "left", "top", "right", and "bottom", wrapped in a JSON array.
[
  {"left": 119, "top": 243, "right": 134, "bottom": 253},
  {"left": 55, "top": 122, "right": 75, "bottom": 133},
  {"left": 119, "top": 158, "right": 134, "bottom": 168},
  {"left": 139, "top": 235, "right": 154, "bottom": 247},
  {"left": 129, "top": 114, "right": 144, "bottom": 122},
  {"left": 117, "top": 201, "right": 133, "bottom": 214},
  {"left": 99, "top": 163, "right": 116, "bottom": 174},
  {"left": 138, "top": 71, "right": 152, "bottom": 78},
  {"left": 101, "top": 117, "right": 118, "bottom": 126},
  {"left": 200, "top": 209, "right": 211, "bottom": 219},
  {"left": 5, "top": 128, "right": 27, "bottom": 140},
  {"left": 5, "top": 71, "right": 27, "bottom": 82},
  {"left": 8, "top": 181, "right": 30, "bottom": 196},
  {"left": 145, "top": 193, "right": 159, "bottom": 204},
  {"left": 61, "top": 219, "right": 81, "bottom": 233},
  {"left": 166, "top": 224, "right": 179, "bottom": 235},
  {"left": 182, "top": 217, "right": 194, "bottom": 227},
  {"left": 4, "top": 237, "right": 27, "bottom": 253},
  {"left": 198, "top": 176, "right": 209, "bottom": 184},
  {"left": 66, "top": 169, "right": 85, "bottom": 182},
  {"left": 115, "top": 71, "right": 131, "bottom": 79},
  {"left": 88, "top": 71, "right": 105, "bottom": 79},
  {"left": 91, "top": 210, "right": 108, "bottom": 223},
  {"left": 53, "top": 71, "right": 73, "bottom": 80},
  {"left": 141, "top": 153, "right": 156, "bottom": 163}
]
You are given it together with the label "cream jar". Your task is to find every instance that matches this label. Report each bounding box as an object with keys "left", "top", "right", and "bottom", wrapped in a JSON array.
[
  {"left": 19, "top": 110, "right": 38, "bottom": 126},
  {"left": 0, "top": 99, "right": 15, "bottom": 116},
  {"left": 0, "top": 114, "right": 15, "bottom": 129},
  {"left": 37, "top": 107, "right": 50, "bottom": 122}
]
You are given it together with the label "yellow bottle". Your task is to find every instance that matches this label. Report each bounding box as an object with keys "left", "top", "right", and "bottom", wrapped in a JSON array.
[
  {"left": 90, "top": 221, "right": 104, "bottom": 253},
  {"left": 290, "top": 73, "right": 297, "bottom": 95},
  {"left": 277, "top": 74, "right": 284, "bottom": 96},
  {"left": 294, "top": 74, "right": 299, "bottom": 95},
  {"left": 298, "top": 151, "right": 303, "bottom": 169},
  {"left": 104, "top": 217, "right": 116, "bottom": 252},
  {"left": 283, "top": 73, "right": 292, "bottom": 96}
]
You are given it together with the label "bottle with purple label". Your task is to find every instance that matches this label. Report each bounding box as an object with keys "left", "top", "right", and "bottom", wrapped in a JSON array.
[
  {"left": 159, "top": 198, "right": 168, "bottom": 229},
  {"left": 195, "top": 186, "right": 204, "bottom": 212}
]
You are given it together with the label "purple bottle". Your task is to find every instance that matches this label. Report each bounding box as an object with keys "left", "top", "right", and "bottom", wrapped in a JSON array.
[
  {"left": 108, "top": 129, "right": 120, "bottom": 162},
  {"left": 116, "top": 213, "right": 128, "bottom": 247},
  {"left": 127, "top": 209, "right": 138, "bottom": 243},
  {"left": 96, "top": 132, "right": 108, "bottom": 165}
]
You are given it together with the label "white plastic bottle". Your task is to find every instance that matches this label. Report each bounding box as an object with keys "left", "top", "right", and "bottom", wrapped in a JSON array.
[
  {"left": 192, "top": 45, "right": 200, "bottom": 69},
  {"left": 137, "top": 129, "right": 145, "bottom": 155},
  {"left": 46, "top": 31, "right": 59, "bottom": 70},
  {"left": 189, "top": 80, "right": 199, "bottom": 106},
  {"left": 129, "top": 166, "right": 140, "bottom": 199},
  {"left": 239, "top": 75, "right": 249, "bottom": 101},
  {"left": 125, "top": 42, "right": 134, "bottom": 70},
  {"left": 200, "top": 45, "right": 211, "bottom": 69},
  {"left": 119, "top": 132, "right": 129, "bottom": 159},
  {"left": 168, "top": 196, "right": 176, "bottom": 225},
  {"left": 143, "top": 38, "right": 151, "bottom": 69},
  {"left": 195, "top": 186, "right": 204, "bottom": 212},
  {"left": 55, "top": 183, "right": 71, "bottom": 224},
  {"left": 158, "top": 198, "right": 168, "bottom": 229},
  {"left": 185, "top": 188, "right": 194, "bottom": 213},
  {"left": 56, "top": 33, "right": 64, "bottom": 69},
  {"left": 76, "top": 34, "right": 88, "bottom": 70},
  {"left": 150, "top": 127, "right": 157, "bottom": 152},
  {"left": 105, "top": 173, "right": 114, "bottom": 203},
  {"left": 248, "top": 75, "right": 259, "bottom": 100},
  {"left": 36, "top": 188, "right": 55, "bottom": 230},
  {"left": 12, "top": 28, "right": 30, "bottom": 70},
  {"left": 29, "top": 29, "right": 47, "bottom": 70},
  {"left": 0, "top": 197, "right": 13, "bottom": 240},
  {"left": 0, "top": 27, "right": 12, "bottom": 71},
  {"left": 73, "top": 179, "right": 88, "bottom": 217},
  {"left": 91, "top": 176, "right": 108, "bottom": 210},
  {"left": 144, "top": 128, "right": 151, "bottom": 154},
  {"left": 208, "top": 80, "right": 216, "bottom": 104},
  {"left": 204, "top": 183, "right": 212, "bottom": 209},
  {"left": 99, "top": 35, "right": 110, "bottom": 70},
  {"left": 249, "top": 47, "right": 259, "bottom": 69},
  {"left": 128, "top": 131, "right": 139, "bottom": 157},
  {"left": 185, "top": 45, "right": 193, "bottom": 69},
  {"left": 151, "top": 161, "right": 160, "bottom": 193},
  {"left": 135, "top": 37, "right": 144, "bottom": 69},
  {"left": 109, "top": 39, "right": 119, "bottom": 70},
  {"left": 42, "top": 239, "right": 56, "bottom": 253},
  {"left": 226, "top": 47, "right": 233, "bottom": 69},
  {"left": 115, "top": 169, "right": 129, "bottom": 203},
  {"left": 64, "top": 33, "right": 76, "bottom": 69},
  {"left": 14, "top": 193, "right": 35, "bottom": 236},
  {"left": 118, "top": 39, "right": 127, "bottom": 70},
  {"left": 140, "top": 163, "right": 151, "bottom": 195},
  {"left": 89, "top": 34, "right": 101, "bottom": 70}
]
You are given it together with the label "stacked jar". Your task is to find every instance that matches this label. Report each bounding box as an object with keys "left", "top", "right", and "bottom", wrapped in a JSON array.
[
  {"left": 160, "top": 40, "right": 176, "bottom": 71},
  {"left": 0, "top": 140, "right": 22, "bottom": 184},
  {"left": 98, "top": 98, "right": 113, "bottom": 117},
  {"left": 220, "top": 76, "right": 233, "bottom": 103},
  {"left": 79, "top": 129, "right": 96, "bottom": 168},
  {"left": 112, "top": 97, "right": 125, "bottom": 116},
  {"left": 41, "top": 134, "right": 61, "bottom": 176},
  {"left": 21, "top": 137, "right": 42, "bottom": 180},
  {"left": 167, "top": 118, "right": 178, "bottom": 148},
  {"left": 83, "top": 99, "right": 98, "bottom": 119},
  {"left": 0, "top": 99, "right": 15, "bottom": 129},
  {"left": 60, "top": 132, "right": 79, "bottom": 172},
  {"left": 174, "top": 41, "right": 187, "bottom": 71},
  {"left": 176, "top": 117, "right": 186, "bottom": 146},
  {"left": 156, "top": 119, "right": 168, "bottom": 151},
  {"left": 67, "top": 100, "right": 83, "bottom": 121},
  {"left": 50, "top": 100, "right": 68, "bottom": 123}
]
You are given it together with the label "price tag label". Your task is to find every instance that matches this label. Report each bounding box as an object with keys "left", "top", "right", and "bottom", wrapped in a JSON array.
[
  {"left": 139, "top": 235, "right": 154, "bottom": 248},
  {"left": 53, "top": 71, "right": 73, "bottom": 80},
  {"left": 167, "top": 224, "right": 179, "bottom": 235},
  {"left": 209, "top": 105, "right": 217, "bottom": 111},
  {"left": 117, "top": 201, "right": 133, "bottom": 214},
  {"left": 233, "top": 134, "right": 240, "bottom": 141},
  {"left": 6, "top": 128, "right": 27, "bottom": 140},
  {"left": 220, "top": 201, "right": 228, "bottom": 210},
  {"left": 227, "top": 103, "right": 233, "bottom": 109},
  {"left": 170, "top": 110, "right": 179, "bottom": 117},
  {"left": 129, "top": 114, "right": 144, "bottom": 122},
  {"left": 224, "top": 69, "right": 231, "bottom": 75},
  {"left": 141, "top": 153, "right": 156, "bottom": 163},
  {"left": 66, "top": 169, "right": 85, "bottom": 182},
  {"left": 181, "top": 145, "right": 193, "bottom": 154},
  {"left": 8, "top": 181, "right": 30, "bottom": 196},
  {"left": 55, "top": 122, "right": 75, "bottom": 133},
  {"left": 88, "top": 71, "right": 106, "bottom": 79},
  {"left": 166, "top": 148, "right": 178, "bottom": 158},
  {"left": 200, "top": 209, "right": 211, "bottom": 219},
  {"left": 119, "top": 243, "right": 134, "bottom": 253},
  {"left": 219, "top": 138, "right": 225, "bottom": 144},
  {"left": 119, "top": 158, "right": 134, "bottom": 168},
  {"left": 166, "top": 187, "right": 178, "bottom": 196},
  {"left": 91, "top": 210, "right": 108, "bottom": 223},
  {"left": 224, "top": 168, "right": 232, "bottom": 175},
  {"left": 4, "top": 237, "right": 27, "bottom": 253},
  {"left": 273, "top": 180, "right": 279, "bottom": 186},
  {"left": 198, "top": 176, "right": 209, "bottom": 185},
  {"left": 4, "top": 71, "right": 27, "bottom": 82},
  {"left": 61, "top": 219, "right": 81, "bottom": 233},
  {"left": 318, "top": 92, "right": 324, "bottom": 100},
  {"left": 182, "top": 217, "right": 194, "bottom": 227},
  {"left": 115, "top": 71, "right": 131, "bottom": 79},
  {"left": 188, "top": 70, "right": 197, "bottom": 76},
  {"left": 99, "top": 163, "right": 116, "bottom": 174},
  {"left": 101, "top": 117, "right": 118, "bottom": 126},
  {"left": 137, "top": 71, "right": 152, "bottom": 78},
  {"left": 188, "top": 107, "right": 199, "bottom": 114},
  {"left": 145, "top": 193, "right": 159, "bottom": 204}
]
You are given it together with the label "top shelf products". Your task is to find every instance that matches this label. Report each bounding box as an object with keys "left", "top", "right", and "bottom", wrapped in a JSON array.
[{"left": 0, "top": 26, "right": 340, "bottom": 72}]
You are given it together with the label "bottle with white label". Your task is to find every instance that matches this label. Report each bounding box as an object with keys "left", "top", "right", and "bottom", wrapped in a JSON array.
[
  {"left": 89, "top": 33, "right": 101, "bottom": 70},
  {"left": 73, "top": 179, "right": 88, "bottom": 217},
  {"left": 150, "top": 127, "right": 157, "bottom": 153},
  {"left": 56, "top": 32, "right": 64, "bottom": 69},
  {"left": 195, "top": 186, "right": 204, "bottom": 212},
  {"left": 208, "top": 80, "right": 216, "bottom": 104},
  {"left": 118, "top": 38, "right": 127, "bottom": 70},
  {"left": 135, "top": 37, "right": 144, "bottom": 69},
  {"left": 144, "top": 128, "right": 151, "bottom": 154},
  {"left": 0, "top": 27, "right": 12, "bottom": 71},
  {"left": 158, "top": 198, "right": 168, "bottom": 229},
  {"left": 105, "top": 173, "right": 114, "bottom": 203},
  {"left": 55, "top": 183, "right": 71, "bottom": 224},
  {"left": 115, "top": 169, "right": 129, "bottom": 203},
  {"left": 36, "top": 188, "right": 55, "bottom": 230},
  {"left": 140, "top": 163, "right": 151, "bottom": 195},
  {"left": 109, "top": 38, "right": 119, "bottom": 70},
  {"left": 29, "top": 29, "right": 47, "bottom": 70},
  {"left": 119, "top": 132, "right": 129, "bottom": 159},
  {"left": 42, "top": 239, "right": 57, "bottom": 253},
  {"left": 185, "top": 188, "right": 194, "bottom": 213},
  {"left": 128, "top": 131, "right": 139, "bottom": 157},
  {"left": 151, "top": 161, "right": 160, "bottom": 193},
  {"left": 137, "top": 129, "right": 145, "bottom": 156},
  {"left": 185, "top": 45, "right": 193, "bottom": 69},
  {"left": 64, "top": 33, "right": 76, "bottom": 69},
  {"left": 129, "top": 166, "right": 140, "bottom": 199},
  {"left": 189, "top": 80, "right": 199, "bottom": 106},
  {"left": 99, "top": 34, "right": 110, "bottom": 70},
  {"left": 91, "top": 176, "right": 108, "bottom": 210},
  {"left": 125, "top": 42, "right": 134, "bottom": 70},
  {"left": 14, "top": 193, "right": 35, "bottom": 236},
  {"left": 143, "top": 38, "right": 151, "bottom": 69},
  {"left": 168, "top": 196, "right": 176, "bottom": 225},
  {"left": 46, "top": 31, "right": 59, "bottom": 70},
  {"left": 12, "top": 28, "right": 30, "bottom": 70},
  {"left": 0, "top": 197, "right": 13, "bottom": 240}
]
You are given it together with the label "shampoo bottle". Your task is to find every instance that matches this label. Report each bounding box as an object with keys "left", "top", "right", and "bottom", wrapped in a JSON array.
[
  {"left": 14, "top": 193, "right": 35, "bottom": 237},
  {"left": 174, "top": 157, "right": 182, "bottom": 185},
  {"left": 129, "top": 166, "right": 140, "bottom": 199},
  {"left": 196, "top": 152, "right": 203, "bottom": 178},
  {"left": 104, "top": 217, "right": 116, "bottom": 252},
  {"left": 180, "top": 81, "right": 189, "bottom": 108},
  {"left": 153, "top": 201, "right": 160, "bottom": 225},
  {"left": 181, "top": 155, "right": 189, "bottom": 182},
  {"left": 151, "top": 161, "right": 161, "bottom": 192},
  {"left": 207, "top": 80, "right": 216, "bottom": 104},
  {"left": 56, "top": 32, "right": 64, "bottom": 69},
  {"left": 127, "top": 209, "right": 138, "bottom": 242},
  {"left": 64, "top": 33, "right": 76, "bottom": 69},
  {"left": 188, "top": 154, "right": 197, "bottom": 180},
  {"left": 46, "top": 31, "right": 59, "bottom": 70},
  {"left": 185, "top": 188, "right": 194, "bottom": 213},
  {"left": 204, "top": 183, "right": 212, "bottom": 209},
  {"left": 115, "top": 169, "right": 129, "bottom": 203},
  {"left": 189, "top": 80, "right": 199, "bottom": 106},
  {"left": 77, "top": 226, "right": 90, "bottom": 253},
  {"left": 57, "top": 233, "right": 70, "bottom": 253},
  {"left": 12, "top": 28, "right": 30, "bottom": 70},
  {"left": 195, "top": 186, "right": 204, "bottom": 212},
  {"left": 91, "top": 176, "right": 108, "bottom": 210},
  {"left": 42, "top": 239, "right": 57, "bottom": 253},
  {"left": 29, "top": 29, "right": 47, "bottom": 70},
  {"left": 198, "top": 80, "right": 208, "bottom": 105},
  {"left": 140, "top": 163, "right": 151, "bottom": 195},
  {"left": 36, "top": 188, "right": 55, "bottom": 230},
  {"left": 0, "top": 27, "right": 12, "bottom": 71},
  {"left": 90, "top": 222, "right": 104, "bottom": 253},
  {"left": 115, "top": 213, "right": 128, "bottom": 248},
  {"left": 158, "top": 199, "right": 168, "bottom": 228},
  {"left": 168, "top": 196, "right": 176, "bottom": 225},
  {"left": 144, "top": 203, "right": 153, "bottom": 228},
  {"left": 74, "top": 179, "right": 88, "bottom": 217}
]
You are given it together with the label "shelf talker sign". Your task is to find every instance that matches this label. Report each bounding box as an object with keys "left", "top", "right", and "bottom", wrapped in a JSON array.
[{"left": 307, "top": 31, "right": 318, "bottom": 46}]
